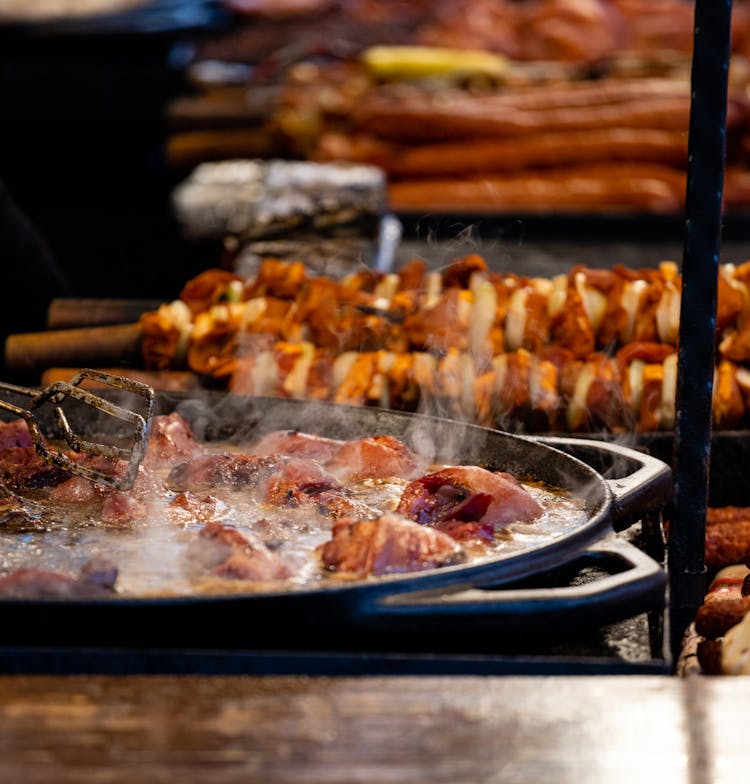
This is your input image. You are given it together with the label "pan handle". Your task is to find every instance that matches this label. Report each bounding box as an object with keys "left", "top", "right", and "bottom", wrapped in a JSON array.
[
  {"left": 370, "top": 535, "right": 666, "bottom": 631},
  {"left": 533, "top": 436, "right": 673, "bottom": 530}
]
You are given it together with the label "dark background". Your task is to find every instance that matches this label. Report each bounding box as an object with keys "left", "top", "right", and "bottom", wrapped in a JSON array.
[
  {"left": 4, "top": 4, "right": 750, "bottom": 324},
  {"left": 0, "top": 6, "right": 226, "bottom": 313}
]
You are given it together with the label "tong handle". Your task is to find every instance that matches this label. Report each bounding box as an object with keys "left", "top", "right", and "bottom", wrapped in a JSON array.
[{"left": 0, "top": 370, "right": 155, "bottom": 491}]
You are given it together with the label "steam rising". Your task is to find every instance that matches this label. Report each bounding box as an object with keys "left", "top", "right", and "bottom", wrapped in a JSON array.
[{"left": 0, "top": 389, "right": 607, "bottom": 598}]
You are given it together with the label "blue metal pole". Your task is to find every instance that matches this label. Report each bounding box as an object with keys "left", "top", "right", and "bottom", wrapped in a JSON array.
[{"left": 669, "top": 0, "right": 733, "bottom": 664}]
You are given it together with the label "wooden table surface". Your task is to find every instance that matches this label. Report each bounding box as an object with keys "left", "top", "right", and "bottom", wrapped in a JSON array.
[{"left": 0, "top": 674, "right": 747, "bottom": 783}]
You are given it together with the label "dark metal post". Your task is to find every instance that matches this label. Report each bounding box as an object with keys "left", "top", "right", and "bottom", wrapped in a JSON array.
[{"left": 669, "top": 0, "right": 733, "bottom": 663}]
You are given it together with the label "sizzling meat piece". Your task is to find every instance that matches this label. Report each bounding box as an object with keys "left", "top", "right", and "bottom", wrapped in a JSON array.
[
  {"left": 45, "top": 459, "right": 168, "bottom": 527},
  {"left": 396, "top": 465, "right": 543, "bottom": 529},
  {"left": 258, "top": 456, "right": 343, "bottom": 506},
  {"left": 249, "top": 429, "right": 345, "bottom": 462},
  {"left": 0, "top": 447, "right": 69, "bottom": 490},
  {"left": 48, "top": 476, "right": 101, "bottom": 505},
  {"left": 166, "top": 491, "right": 229, "bottom": 527},
  {"left": 324, "top": 434, "right": 423, "bottom": 482},
  {"left": 319, "top": 511, "right": 466, "bottom": 577},
  {"left": 166, "top": 453, "right": 284, "bottom": 491},
  {"left": 255, "top": 456, "right": 376, "bottom": 517},
  {"left": 0, "top": 557, "right": 117, "bottom": 599},
  {"left": 144, "top": 412, "right": 205, "bottom": 469},
  {"left": 0, "top": 410, "right": 573, "bottom": 597},
  {"left": 187, "top": 521, "right": 293, "bottom": 582},
  {"left": 100, "top": 492, "right": 148, "bottom": 526},
  {"left": 0, "top": 419, "right": 33, "bottom": 450}
]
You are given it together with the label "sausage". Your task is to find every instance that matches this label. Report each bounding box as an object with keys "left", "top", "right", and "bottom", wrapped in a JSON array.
[
  {"left": 323, "top": 128, "right": 689, "bottom": 178},
  {"left": 697, "top": 638, "right": 725, "bottom": 674},
  {"left": 387, "top": 164, "right": 685, "bottom": 214},
  {"left": 707, "top": 506, "right": 750, "bottom": 525},
  {"left": 693, "top": 564, "right": 750, "bottom": 673},
  {"left": 694, "top": 595, "right": 750, "bottom": 640},
  {"left": 705, "top": 521, "right": 750, "bottom": 569}
]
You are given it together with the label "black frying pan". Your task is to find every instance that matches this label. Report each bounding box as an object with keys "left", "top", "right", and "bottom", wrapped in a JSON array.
[{"left": 0, "top": 392, "right": 672, "bottom": 650}]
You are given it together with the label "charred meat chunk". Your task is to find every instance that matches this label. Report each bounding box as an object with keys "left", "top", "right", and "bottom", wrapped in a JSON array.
[
  {"left": 396, "top": 465, "right": 543, "bottom": 531},
  {"left": 318, "top": 511, "right": 466, "bottom": 577},
  {"left": 0, "top": 447, "right": 70, "bottom": 490}
]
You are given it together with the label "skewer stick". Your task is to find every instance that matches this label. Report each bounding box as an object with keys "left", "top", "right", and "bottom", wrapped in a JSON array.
[
  {"left": 4, "top": 324, "right": 143, "bottom": 375},
  {"left": 47, "top": 299, "right": 163, "bottom": 329}
]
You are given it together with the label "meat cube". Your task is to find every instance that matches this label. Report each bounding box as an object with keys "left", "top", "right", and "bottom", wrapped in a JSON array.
[
  {"left": 187, "top": 521, "right": 293, "bottom": 582},
  {"left": 0, "top": 447, "right": 69, "bottom": 490},
  {"left": 308, "top": 490, "right": 379, "bottom": 520},
  {"left": 396, "top": 465, "right": 543, "bottom": 530},
  {"left": 318, "top": 511, "right": 466, "bottom": 577},
  {"left": 0, "top": 419, "right": 32, "bottom": 450},
  {"left": 0, "top": 558, "right": 118, "bottom": 598},
  {"left": 166, "top": 491, "right": 228, "bottom": 527},
  {"left": 100, "top": 492, "right": 148, "bottom": 526},
  {"left": 259, "top": 457, "right": 343, "bottom": 507},
  {"left": 144, "top": 412, "right": 205, "bottom": 469},
  {"left": 48, "top": 476, "right": 102, "bottom": 504},
  {"left": 249, "top": 429, "right": 345, "bottom": 462},
  {"left": 324, "top": 435, "right": 423, "bottom": 482},
  {"left": 166, "top": 453, "right": 284, "bottom": 491}
]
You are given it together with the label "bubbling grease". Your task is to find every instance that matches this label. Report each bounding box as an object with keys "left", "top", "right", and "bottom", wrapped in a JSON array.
[{"left": 0, "top": 435, "right": 587, "bottom": 598}]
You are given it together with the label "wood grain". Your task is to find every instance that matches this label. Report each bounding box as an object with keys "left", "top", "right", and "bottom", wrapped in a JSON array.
[{"left": 0, "top": 674, "right": 743, "bottom": 784}]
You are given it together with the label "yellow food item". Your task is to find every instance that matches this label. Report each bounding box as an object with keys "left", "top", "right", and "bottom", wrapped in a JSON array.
[{"left": 361, "top": 46, "right": 510, "bottom": 81}]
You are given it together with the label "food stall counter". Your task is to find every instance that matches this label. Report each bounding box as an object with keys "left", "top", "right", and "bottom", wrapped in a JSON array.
[{"left": 0, "top": 673, "right": 744, "bottom": 783}]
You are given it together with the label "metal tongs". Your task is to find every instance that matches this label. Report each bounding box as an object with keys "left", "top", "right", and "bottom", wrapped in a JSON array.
[{"left": 0, "top": 369, "right": 154, "bottom": 491}]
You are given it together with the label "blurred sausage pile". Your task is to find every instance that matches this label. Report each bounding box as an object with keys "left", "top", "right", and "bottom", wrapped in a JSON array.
[
  {"left": 689, "top": 556, "right": 750, "bottom": 675},
  {"left": 164, "top": 0, "right": 750, "bottom": 216}
]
